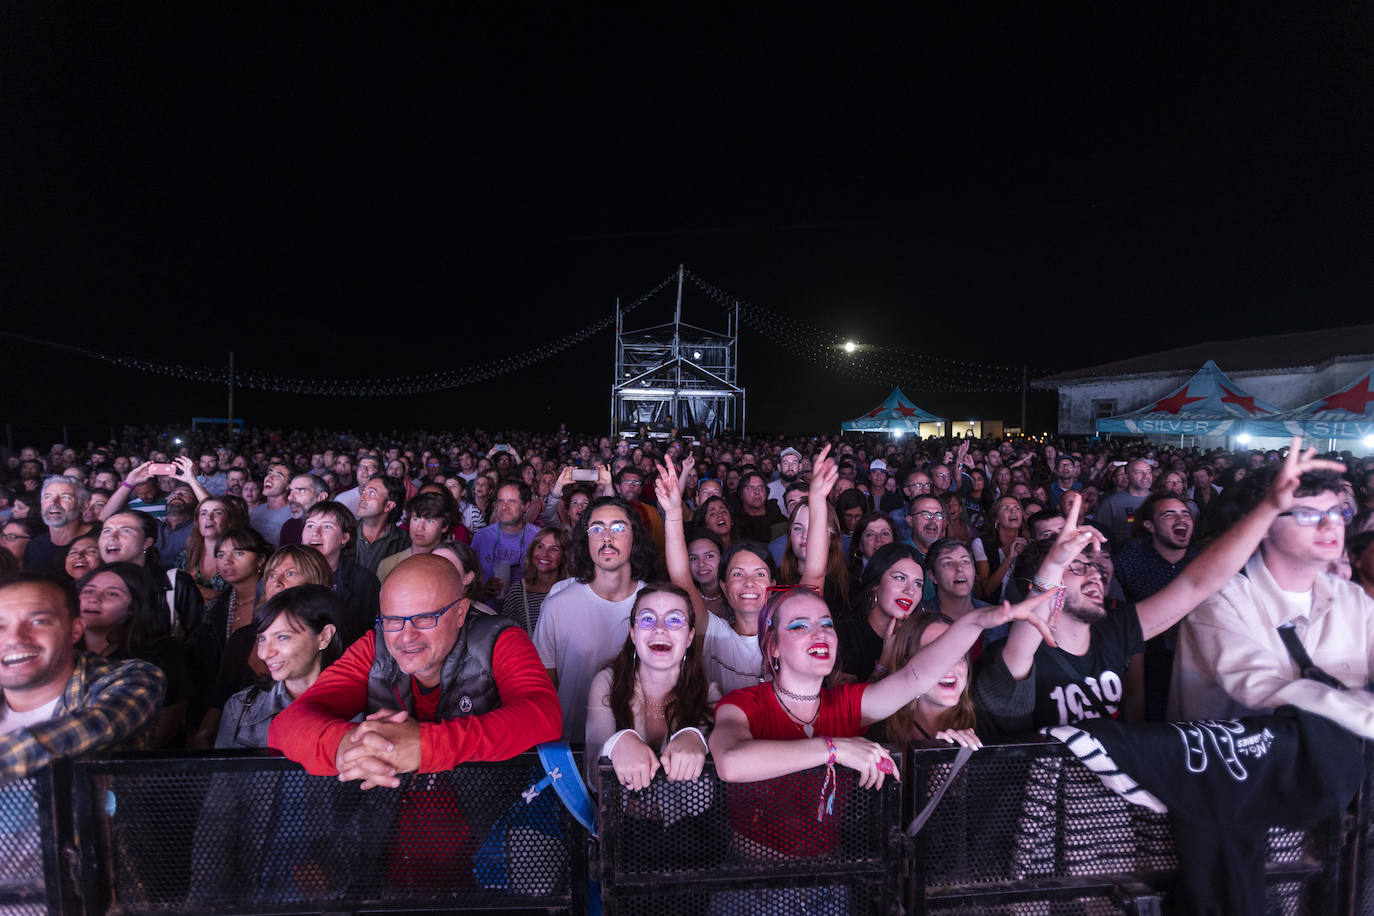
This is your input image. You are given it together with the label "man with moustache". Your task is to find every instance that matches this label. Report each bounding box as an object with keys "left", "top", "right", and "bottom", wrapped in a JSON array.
[
  {"left": 533, "top": 498, "right": 651, "bottom": 742},
  {"left": 23, "top": 477, "right": 93, "bottom": 574},
  {"left": 767, "top": 447, "right": 803, "bottom": 515},
  {"left": 978, "top": 449, "right": 1339, "bottom": 733},
  {"left": 279, "top": 474, "right": 330, "bottom": 547}
]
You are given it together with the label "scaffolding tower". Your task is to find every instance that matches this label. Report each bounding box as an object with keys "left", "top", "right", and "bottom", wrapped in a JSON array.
[{"left": 611, "top": 266, "right": 745, "bottom": 439}]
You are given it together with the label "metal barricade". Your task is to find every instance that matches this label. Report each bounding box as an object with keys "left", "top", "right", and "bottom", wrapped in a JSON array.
[
  {"left": 594, "top": 754, "right": 903, "bottom": 915},
  {"left": 904, "top": 737, "right": 1345, "bottom": 915},
  {"left": 0, "top": 766, "right": 62, "bottom": 916},
  {"left": 66, "top": 750, "right": 587, "bottom": 915}
]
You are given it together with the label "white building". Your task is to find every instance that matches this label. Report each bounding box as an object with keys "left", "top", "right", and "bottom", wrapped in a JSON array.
[{"left": 1033, "top": 324, "right": 1374, "bottom": 445}]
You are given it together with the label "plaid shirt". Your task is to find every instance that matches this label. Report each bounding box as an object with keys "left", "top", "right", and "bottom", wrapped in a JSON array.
[{"left": 0, "top": 652, "right": 165, "bottom": 785}]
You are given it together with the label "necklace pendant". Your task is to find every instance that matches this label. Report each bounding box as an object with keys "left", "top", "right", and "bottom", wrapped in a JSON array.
[{"left": 802, "top": 724, "right": 814, "bottom": 738}]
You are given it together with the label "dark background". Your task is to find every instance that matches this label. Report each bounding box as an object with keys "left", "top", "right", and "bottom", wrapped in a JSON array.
[{"left": 5, "top": 6, "right": 1373, "bottom": 444}]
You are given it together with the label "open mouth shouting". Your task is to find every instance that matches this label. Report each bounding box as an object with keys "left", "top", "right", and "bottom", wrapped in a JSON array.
[{"left": 806, "top": 642, "right": 831, "bottom": 660}]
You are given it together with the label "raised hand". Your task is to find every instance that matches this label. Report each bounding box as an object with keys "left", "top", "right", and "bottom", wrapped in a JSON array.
[
  {"left": 1265, "top": 437, "right": 1347, "bottom": 512},
  {"left": 969, "top": 587, "right": 1060, "bottom": 647}
]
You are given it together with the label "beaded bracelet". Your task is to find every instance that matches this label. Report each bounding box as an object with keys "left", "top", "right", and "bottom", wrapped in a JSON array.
[
  {"left": 1047, "top": 586, "right": 1067, "bottom": 628},
  {"left": 1030, "top": 576, "right": 1062, "bottom": 593},
  {"left": 817, "top": 736, "right": 837, "bottom": 822}
]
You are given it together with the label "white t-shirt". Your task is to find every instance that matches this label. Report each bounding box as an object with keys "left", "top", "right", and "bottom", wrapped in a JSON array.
[
  {"left": 533, "top": 579, "right": 644, "bottom": 742},
  {"left": 0, "top": 696, "right": 60, "bottom": 736},
  {"left": 703, "top": 613, "right": 765, "bottom": 695}
]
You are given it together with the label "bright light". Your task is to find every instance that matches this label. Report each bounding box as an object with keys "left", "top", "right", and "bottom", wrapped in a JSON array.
[
  {"left": 173, "top": 438, "right": 182, "bottom": 445},
  {"left": 1237, "top": 433, "right": 1252, "bottom": 445},
  {"left": 844, "top": 341, "right": 856, "bottom": 353},
  {"left": 1363, "top": 434, "right": 1374, "bottom": 449},
  {"left": 893, "top": 429, "right": 904, "bottom": 438},
  {"left": 692, "top": 350, "right": 702, "bottom": 360}
]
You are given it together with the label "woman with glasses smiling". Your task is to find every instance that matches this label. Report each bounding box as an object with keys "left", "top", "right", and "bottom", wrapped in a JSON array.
[{"left": 585, "top": 584, "right": 718, "bottom": 791}]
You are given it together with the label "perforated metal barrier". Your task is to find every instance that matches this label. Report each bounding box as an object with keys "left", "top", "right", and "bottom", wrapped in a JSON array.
[
  {"left": 4, "top": 740, "right": 1370, "bottom": 914},
  {"left": 0, "top": 768, "right": 59, "bottom": 916},
  {"left": 906, "top": 738, "right": 1346, "bottom": 915},
  {"left": 69, "top": 751, "right": 587, "bottom": 915},
  {"left": 595, "top": 754, "right": 903, "bottom": 915}
]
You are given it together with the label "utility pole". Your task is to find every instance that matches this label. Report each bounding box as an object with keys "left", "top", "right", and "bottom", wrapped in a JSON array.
[
  {"left": 1020, "top": 365, "right": 1028, "bottom": 434},
  {"left": 227, "top": 351, "right": 235, "bottom": 436}
]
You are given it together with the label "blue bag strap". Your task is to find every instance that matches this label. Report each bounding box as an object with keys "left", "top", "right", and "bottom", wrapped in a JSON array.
[{"left": 532, "top": 741, "right": 598, "bottom": 837}]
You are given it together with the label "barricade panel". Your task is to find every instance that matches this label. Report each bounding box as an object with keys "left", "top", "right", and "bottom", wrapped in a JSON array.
[
  {"left": 595, "top": 755, "right": 901, "bottom": 915},
  {"left": 0, "top": 768, "right": 57, "bottom": 916},
  {"left": 906, "top": 739, "right": 1343, "bottom": 915},
  {"left": 71, "top": 751, "right": 584, "bottom": 914}
]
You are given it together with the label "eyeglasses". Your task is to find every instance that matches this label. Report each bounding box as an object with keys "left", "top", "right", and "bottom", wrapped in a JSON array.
[
  {"left": 0, "top": 533, "right": 31, "bottom": 543},
  {"left": 376, "top": 597, "right": 462, "bottom": 632},
  {"left": 1278, "top": 506, "right": 1354, "bottom": 527},
  {"left": 587, "top": 521, "right": 630, "bottom": 538},
  {"left": 635, "top": 610, "right": 690, "bottom": 630},
  {"left": 914, "top": 511, "right": 946, "bottom": 521},
  {"left": 1065, "top": 559, "right": 1108, "bottom": 577},
  {"left": 904, "top": 481, "right": 932, "bottom": 492}
]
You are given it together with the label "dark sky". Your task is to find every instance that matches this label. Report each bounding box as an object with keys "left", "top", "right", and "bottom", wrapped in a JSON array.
[{"left": 5, "top": 5, "right": 1374, "bottom": 442}]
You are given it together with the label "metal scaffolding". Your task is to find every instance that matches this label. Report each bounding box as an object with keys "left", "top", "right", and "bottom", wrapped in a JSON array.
[{"left": 611, "top": 265, "right": 745, "bottom": 439}]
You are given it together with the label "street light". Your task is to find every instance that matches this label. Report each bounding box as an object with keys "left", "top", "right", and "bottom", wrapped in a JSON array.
[{"left": 844, "top": 341, "right": 856, "bottom": 353}]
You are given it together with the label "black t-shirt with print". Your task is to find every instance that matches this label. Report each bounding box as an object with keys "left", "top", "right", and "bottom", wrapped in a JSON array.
[{"left": 1030, "top": 603, "right": 1145, "bottom": 728}]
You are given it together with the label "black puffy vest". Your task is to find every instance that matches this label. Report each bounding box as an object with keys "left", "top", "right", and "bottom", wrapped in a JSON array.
[{"left": 365, "top": 610, "right": 516, "bottom": 720}]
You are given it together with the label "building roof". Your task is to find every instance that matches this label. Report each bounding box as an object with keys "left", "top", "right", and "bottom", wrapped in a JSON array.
[{"left": 1033, "top": 324, "right": 1374, "bottom": 386}]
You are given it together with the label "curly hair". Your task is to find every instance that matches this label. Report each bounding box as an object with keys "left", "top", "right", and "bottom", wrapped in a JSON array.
[{"left": 568, "top": 497, "right": 655, "bottom": 584}]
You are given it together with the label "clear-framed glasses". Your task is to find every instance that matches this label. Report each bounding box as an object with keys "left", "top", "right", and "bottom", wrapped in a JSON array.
[
  {"left": 914, "top": 511, "right": 946, "bottom": 521},
  {"left": 1065, "top": 559, "right": 1108, "bottom": 577},
  {"left": 634, "top": 610, "right": 690, "bottom": 631},
  {"left": 587, "top": 520, "right": 630, "bottom": 538},
  {"left": 377, "top": 597, "right": 462, "bottom": 632},
  {"left": 1279, "top": 506, "right": 1354, "bottom": 527}
]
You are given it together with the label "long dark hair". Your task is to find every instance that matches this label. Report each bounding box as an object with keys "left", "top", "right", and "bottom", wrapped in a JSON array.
[
  {"left": 75, "top": 562, "right": 168, "bottom": 654},
  {"left": 568, "top": 497, "right": 655, "bottom": 584},
  {"left": 252, "top": 584, "right": 345, "bottom": 670},
  {"left": 605, "top": 584, "right": 712, "bottom": 734}
]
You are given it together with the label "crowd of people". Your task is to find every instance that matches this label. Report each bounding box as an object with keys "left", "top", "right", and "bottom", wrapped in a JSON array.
[{"left": 2, "top": 424, "right": 1373, "bottom": 894}]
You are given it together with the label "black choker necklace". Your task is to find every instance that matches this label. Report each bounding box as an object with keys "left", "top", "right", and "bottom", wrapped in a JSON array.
[{"left": 772, "top": 681, "right": 821, "bottom": 703}]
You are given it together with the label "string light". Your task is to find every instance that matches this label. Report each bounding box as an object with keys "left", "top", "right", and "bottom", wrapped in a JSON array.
[{"left": 3, "top": 266, "right": 1063, "bottom": 397}]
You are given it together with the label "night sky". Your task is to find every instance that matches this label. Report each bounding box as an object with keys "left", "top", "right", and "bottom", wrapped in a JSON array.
[{"left": 5, "top": 6, "right": 1373, "bottom": 443}]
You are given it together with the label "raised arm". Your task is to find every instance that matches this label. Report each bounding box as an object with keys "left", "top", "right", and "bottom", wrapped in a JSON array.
[
  {"left": 1135, "top": 439, "right": 1346, "bottom": 639},
  {"left": 999, "top": 493, "right": 1102, "bottom": 680},
  {"left": 100, "top": 462, "right": 150, "bottom": 520},
  {"left": 174, "top": 456, "right": 211, "bottom": 503},
  {"left": 800, "top": 444, "right": 837, "bottom": 589},
  {"left": 654, "top": 457, "right": 708, "bottom": 635},
  {"left": 860, "top": 590, "right": 1057, "bottom": 723}
]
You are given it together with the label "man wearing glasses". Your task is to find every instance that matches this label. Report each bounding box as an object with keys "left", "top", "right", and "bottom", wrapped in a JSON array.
[
  {"left": 976, "top": 443, "right": 1342, "bottom": 733},
  {"left": 534, "top": 498, "right": 650, "bottom": 742},
  {"left": 269, "top": 554, "right": 560, "bottom": 788},
  {"left": 1170, "top": 461, "right": 1374, "bottom": 735}
]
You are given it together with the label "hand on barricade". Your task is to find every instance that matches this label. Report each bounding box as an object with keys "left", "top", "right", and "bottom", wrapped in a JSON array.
[
  {"left": 609, "top": 732, "right": 660, "bottom": 791},
  {"left": 832, "top": 737, "right": 899, "bottom": 790},
  {"left": 335, "top": 708, "right": 422, "bottom": 790},
  {"left": 660, "top": 730, "right": 707, "bottom": 782}
]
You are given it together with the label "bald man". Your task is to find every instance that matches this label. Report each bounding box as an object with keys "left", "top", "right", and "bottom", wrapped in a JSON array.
[{"left": 269, "top": 554, "right": 561, "bottom": 788}]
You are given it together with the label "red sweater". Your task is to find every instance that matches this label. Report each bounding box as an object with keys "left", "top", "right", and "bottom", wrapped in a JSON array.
[{"left": 268, "top": 628, "right": 562, "bottom": 775}]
